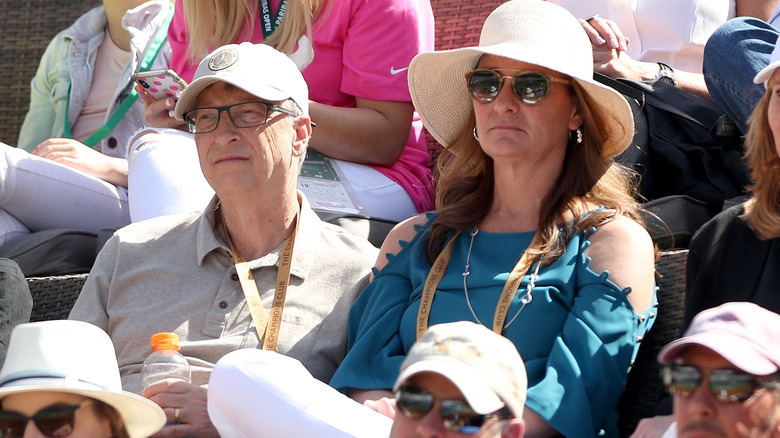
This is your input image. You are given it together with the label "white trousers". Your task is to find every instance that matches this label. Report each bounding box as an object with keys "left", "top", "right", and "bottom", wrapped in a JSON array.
[
  {"left": 335, "top": 160, "right": 417, "bottom": 222},
  {"left": 126, "top": 129, "right": 214, "bottom": 222},
  {"left": 0, "top": 133, "right": 213, "bottom": 245},
  {"left": 207, "top": 349, "right": 392, "bottom": 438}
]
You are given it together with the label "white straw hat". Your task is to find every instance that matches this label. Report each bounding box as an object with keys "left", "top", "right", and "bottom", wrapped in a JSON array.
[
  {"left": 408, "top": 0, "right": 634, "bottom": 158},
  {"left": 394, "top": 321, "right": 527, "bottom": 418},
  {"left": 0, "top": 321, "right": 165, "bottom": 438}
]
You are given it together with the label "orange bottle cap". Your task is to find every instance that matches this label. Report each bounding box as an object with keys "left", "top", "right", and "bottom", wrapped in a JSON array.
[{"left": 150, "top": 332, "right": 181, "bottom": 351}]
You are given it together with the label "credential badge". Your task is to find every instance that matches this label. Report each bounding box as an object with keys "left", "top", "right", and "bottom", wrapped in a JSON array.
[{"left": 209, "top": 47, "right": 239, "bottom": 71}]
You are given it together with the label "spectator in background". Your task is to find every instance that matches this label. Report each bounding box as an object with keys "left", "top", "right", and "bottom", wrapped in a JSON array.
[
  {"left": 206, "top": 321, "right": 527, "bottom": 438},
  {"left": 69, "top": 42, "right": 377, "bottom": 437},
  {"left": 136, "top": 0, "right": 436, "bottom": 222},
  {"left": 0, "top": 320, "right": 165, "bottom": 438},
  {"left": 0, "top": 0, "right": 215, "bottom": 247},
  {"left": 0, "top": 0, "right": 214, "bottom": 248},
  {"left": 549, "top": 0, "right": 776, "bottom": 101},
  {"left": 684, "top": 38, "right": 780, "bottom": 327},
  {"left": 657, "top": 302, "right": 780, "bottom": 438}
]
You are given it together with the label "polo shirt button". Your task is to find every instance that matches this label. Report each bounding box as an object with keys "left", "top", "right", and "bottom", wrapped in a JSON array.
[
  {"left": 107, "top": 137, "right": 118, "bottom": 148},
  {"left": 231, "top": 273, "right": 239, "bottom": 281},
  {"left": 219, "top": 301, "right": 228, "bottom": 309}
]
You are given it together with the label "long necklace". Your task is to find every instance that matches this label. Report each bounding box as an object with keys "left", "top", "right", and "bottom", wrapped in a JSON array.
[{"left": 461, "top": 228, "right": 542, "bottom": 330}]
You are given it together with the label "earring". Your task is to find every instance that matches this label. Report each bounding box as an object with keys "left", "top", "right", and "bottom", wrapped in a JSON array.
[
  {"left": 571, "top": 128, "right": 583, "bottom": 144},
  {"left": 473, "top": 127, "right": 480, "bottom": 142}
]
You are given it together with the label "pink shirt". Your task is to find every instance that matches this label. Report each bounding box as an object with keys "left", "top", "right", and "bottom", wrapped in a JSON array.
[{"left": 169, "top": 0, "right": 435, "bottom": 212}]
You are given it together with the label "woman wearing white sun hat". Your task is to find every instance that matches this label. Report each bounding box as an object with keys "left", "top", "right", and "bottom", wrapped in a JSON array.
[
  {"left": 0, "top": 320, "right": 165, "bottom": 438},
  {"left": 328, "top": 0, "right": 657, "bottom": 436}
]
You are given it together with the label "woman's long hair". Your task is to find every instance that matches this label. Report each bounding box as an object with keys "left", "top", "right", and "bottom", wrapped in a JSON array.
[
  {"left": 183, "top": 0, "right": 326, "bottom": 64},
  {"left": 742, "top": 89, "right": 780, "bottom": 239},
  {"left": 425, "top": 81, "right": 642, "bottom": 264}
]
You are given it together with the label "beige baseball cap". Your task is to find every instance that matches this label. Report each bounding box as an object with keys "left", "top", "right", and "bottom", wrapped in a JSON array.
[
  {"left": 394, "top": 321, "right": 527, "bottom": 417},
  {"left": 175, "top": 42, "right": 309, "bottom": 119}
]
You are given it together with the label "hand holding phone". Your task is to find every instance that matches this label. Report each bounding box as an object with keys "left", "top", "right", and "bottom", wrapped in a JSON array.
[{"left": 133, "top": 69, "right": 188, "bottom": 100}]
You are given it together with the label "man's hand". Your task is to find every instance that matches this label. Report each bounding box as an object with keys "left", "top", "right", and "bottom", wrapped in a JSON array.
[
  {"left": 142, "top": 379, "right": 220, "bottom": 438},
  {"left": 363, "top": 396, "right": 397, "bottom": 419},
  {"left": 578, "top": 15, "right": 660, "bottom": 82}
]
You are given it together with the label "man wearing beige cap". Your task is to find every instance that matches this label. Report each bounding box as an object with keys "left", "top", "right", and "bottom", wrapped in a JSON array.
[
  {"left": 389, "top": 321, "right": 527, "bottom": 438},
  {"left": 206, "top": 321, "right": 527, "bottom": 437},
  {"left": 657, "top": 302, "right": 780, "bottom": 438},
  {"left": 70, "top": 42, "right": 377, "bottom": 437}
]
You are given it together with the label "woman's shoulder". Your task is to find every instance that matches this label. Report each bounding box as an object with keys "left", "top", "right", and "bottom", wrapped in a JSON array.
[{"left": 373, "top": 212, "right": 433, "bottom": 272}]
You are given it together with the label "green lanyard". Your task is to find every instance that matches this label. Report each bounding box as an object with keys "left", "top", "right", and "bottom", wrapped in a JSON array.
[
  {"left": 259, "top": 0, "right": 288, "bottom": 40},
  {"left": 64, "top": 6, "right": 175, "bottom": 148}
]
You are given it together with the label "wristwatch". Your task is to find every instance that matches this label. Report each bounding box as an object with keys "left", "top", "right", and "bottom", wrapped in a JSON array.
[{"left": 654, "top": 62, "right": 677, "bottom": 87}]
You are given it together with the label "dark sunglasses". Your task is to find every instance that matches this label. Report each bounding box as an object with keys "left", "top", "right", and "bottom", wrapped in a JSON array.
[
  {"left": 395, "top": 386, "right": 508, "bottom": 434},
  {"left": 465, "top": 69, "right": 570, "bottom": 105},
  {"left": 0, "top": 400, "right": 93, "bottom": 437},
  {"left": 183, "top": 101, "right": 298, "bottom": 134},
  {"left": 662, "top": 365, "right": 780, "bottom": 403}
]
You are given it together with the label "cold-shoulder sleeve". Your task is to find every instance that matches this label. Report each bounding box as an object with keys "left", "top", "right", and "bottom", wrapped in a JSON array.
[{"left": 521, "top": 230, "right": 656, "bottom": 438}]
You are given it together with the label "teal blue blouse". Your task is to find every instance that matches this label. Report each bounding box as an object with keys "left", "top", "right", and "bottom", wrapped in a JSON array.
[{"left": 330, "top": 215, "right": 657, "bottom": 438}]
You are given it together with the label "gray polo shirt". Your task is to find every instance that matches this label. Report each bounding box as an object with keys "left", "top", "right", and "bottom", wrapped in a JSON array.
[{"left": 70, "top": 194, "right": 378, "bottom": 394}]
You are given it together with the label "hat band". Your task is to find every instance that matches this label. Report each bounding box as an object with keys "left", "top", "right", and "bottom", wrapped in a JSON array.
[{"left": 0, "top": 372, "right": 110, "bottom": 391}]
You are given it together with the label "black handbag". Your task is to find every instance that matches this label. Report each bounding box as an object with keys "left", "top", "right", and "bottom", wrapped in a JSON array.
[
  {"left": 594, "top": 73, "right": 751, "bottom": 248},
  {"left": 596, "top": 72, "right": 749, "bottom": 206}
]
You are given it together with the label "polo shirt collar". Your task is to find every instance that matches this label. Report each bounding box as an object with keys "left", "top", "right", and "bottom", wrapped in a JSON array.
[{"left": 195, "top": 193, "right": 321, "bottom": 281}]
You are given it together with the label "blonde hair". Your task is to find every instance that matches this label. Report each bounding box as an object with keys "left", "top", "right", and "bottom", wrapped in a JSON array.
[
  {"left": 425, "top": 81, "right": 643, "bottom": 264},
  {"left": 182, "top": 0, "right": 327, "bottom": 64},
  {"left": 742, "top": 89, "right": 780, "bottom": 239}
]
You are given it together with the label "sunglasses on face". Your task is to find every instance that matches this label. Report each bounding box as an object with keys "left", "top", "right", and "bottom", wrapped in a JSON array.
[
  {"left": 183, "top": 101, "right": 298, "bottom": 134},
  {"left": 465, "top": 69, "right": 570, "bottom": 105},
  {"left": 0, "top": 400, "right": 93, "bottom": 438},
  {"left": 395, "top": 386, "right": 509, "bottom": 434},
  {"left": 662, "top": 365, "right": 780, "bottom": 403}
]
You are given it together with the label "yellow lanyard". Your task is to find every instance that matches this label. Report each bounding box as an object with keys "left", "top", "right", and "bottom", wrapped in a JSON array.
[
  {"left": 221, "top": 197, "right": 301, "bottom": 352},
  {"left": 416, "top": 231, "right": 542, "bottom": 339}
]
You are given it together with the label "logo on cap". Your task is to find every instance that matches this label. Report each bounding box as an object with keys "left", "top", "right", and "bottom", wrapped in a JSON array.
[{"left": 209, "top": 48, "right": 239, "bottom": 71}]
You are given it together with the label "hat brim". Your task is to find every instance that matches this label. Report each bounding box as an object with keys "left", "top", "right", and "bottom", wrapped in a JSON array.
[
  {"left": 174, "top": 75, "right": 293, "bottom": 120},
  {"left": 394, "top": 359, "right": 506, "bottom": 416},
  {"left": 754, "top": 59, "right": 780, "bottom": 85},
  {"left": 658, "top": 332, "right": 780, "bottom": 376},
  {"left": 0, "top": 380, "right": 165, "bottom": 438},
  {"left": 408, "top": 46, "right": 634, "bottom": 158}
]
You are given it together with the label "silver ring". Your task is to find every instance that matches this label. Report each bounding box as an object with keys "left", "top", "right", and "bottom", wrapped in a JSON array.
[{"left": 174, "top": 407, "right": 181, "bottom": 422}]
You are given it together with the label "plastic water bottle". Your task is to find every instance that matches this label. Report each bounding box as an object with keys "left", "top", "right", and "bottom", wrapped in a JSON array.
[{"left": 140, "top": 332, "right": 191, "bottom": 388}]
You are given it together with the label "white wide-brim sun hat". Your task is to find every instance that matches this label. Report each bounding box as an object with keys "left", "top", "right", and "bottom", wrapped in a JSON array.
[
  {"left": 0, "top": 321, "right": 165, "bottom": 438},
  {"left": 408, "top": 0, "right": 634, "bottom": 158}
]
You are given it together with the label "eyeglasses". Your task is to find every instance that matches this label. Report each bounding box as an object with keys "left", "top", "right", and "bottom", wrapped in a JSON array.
[
  {"left": 0, "top": 400, "right": 93, "bottom": 437},
  {"left": 662, "top": 365, "right": 780, "bottom": 403},
  {"left": 395, "top": 386, "right": 508, "bottom": 434},
  {"left": 465, "top": 69, "right": 570, "bottom": 105},
  {"left": 183, "top": 102, "right": 298, "bottom": 134}
]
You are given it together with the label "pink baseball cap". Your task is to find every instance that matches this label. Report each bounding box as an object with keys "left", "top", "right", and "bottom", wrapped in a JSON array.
[{"left": 658, "top": 302, "right": 780, "bottom": 376}]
